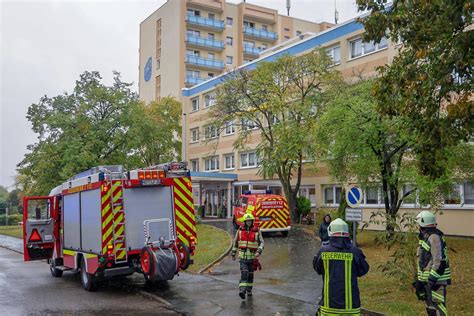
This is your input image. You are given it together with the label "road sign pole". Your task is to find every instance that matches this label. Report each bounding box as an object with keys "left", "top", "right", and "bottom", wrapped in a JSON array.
[{"left": 353, "top": 221, "right": 357, "bottom": 246}]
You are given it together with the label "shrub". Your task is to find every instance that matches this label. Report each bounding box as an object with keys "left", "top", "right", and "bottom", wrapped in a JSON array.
[{"left": 296, "top": 196, "right": 312, "bottom": 216}]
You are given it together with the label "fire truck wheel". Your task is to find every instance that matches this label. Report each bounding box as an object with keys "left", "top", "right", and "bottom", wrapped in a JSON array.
[
  {"left": 232, "top": 216, "right": 240, "bottom": 230},
  {"left": 177, "top": 242, "right": 190, "bottom": 271},
  {"left": 141, "top": 247, "right": 156, "bottom": 282},
  {"left": 49, "top": 259, "right": 63, "bottom": 278},
  {"left": 80, "top": 256, "right": 97, "bottom": 291},
  {"left": 281, "top": 231, "right": 289, "bottom": 237}
]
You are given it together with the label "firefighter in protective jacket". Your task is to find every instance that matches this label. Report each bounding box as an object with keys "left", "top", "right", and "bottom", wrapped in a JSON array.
[
  {"left": 231, "top": 213, "right": 264, "bottom": 299},
  {"left": 313, "top": 218, "right": 369, "bottom": 315},
  {"left": 413, "top": 211, "right": 451, "bottom": 316}
]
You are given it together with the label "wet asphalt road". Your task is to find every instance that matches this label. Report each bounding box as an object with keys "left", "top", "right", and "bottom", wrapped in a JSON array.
[
  {"left": 0, "top": 223, "right": 323, "bottom": 315},
  {"left": 0, "top": 247, "right": 177, "bottom": 315}
]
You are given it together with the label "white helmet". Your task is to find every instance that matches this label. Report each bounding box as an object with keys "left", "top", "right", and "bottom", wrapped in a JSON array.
[
  {"left": 328, "top": 218, "right": 350, "bottom": 237},
  {"left": 416, "top": 211, "right": 437, "bottom": 227}
]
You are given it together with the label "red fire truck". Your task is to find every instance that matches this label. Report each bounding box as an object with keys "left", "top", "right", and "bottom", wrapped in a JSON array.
[
  {"left": 22, "top": 163, "right": 197, "bottom": 291},
  {"left": 232, "top": 190, "right": 291, "bottom": 236}
]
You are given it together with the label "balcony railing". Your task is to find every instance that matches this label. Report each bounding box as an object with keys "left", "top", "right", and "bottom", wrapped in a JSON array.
[
  {"left": 243, "top": 45, "right": 263, "bottom": 56},
  {"left": 186, "top": 55, "right": 224, "bottom": 70},
  {"left": 186, "top": 35, "right": 224, "bottom": 50},
  {"left": 186, "top": 14, "right": 225, "bottom": 31},
  {"left": 185, "top": 76, "right": 208, "bottom": 85},
  {"left": 243, "top": 26, "right": 277, "bottom": 41}
]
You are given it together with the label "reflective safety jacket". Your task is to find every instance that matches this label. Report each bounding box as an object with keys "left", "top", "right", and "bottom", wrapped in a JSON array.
[
  {"left": 232, "top": 226, "right": 264, "bottom": 261},
  {"left": 417, "top": 228, "right": 451, "bottom": 285},
  {"left": 313, "top": 237, "right": 369, "bottom": 315}
]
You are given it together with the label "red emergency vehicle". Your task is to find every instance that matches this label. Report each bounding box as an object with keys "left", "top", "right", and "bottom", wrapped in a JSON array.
[
  {"left": 22, "top": 163, "right": 197, "bottom": 291},
  {"left": 232, "top": 190, "right": 291, "bottom": 236}
]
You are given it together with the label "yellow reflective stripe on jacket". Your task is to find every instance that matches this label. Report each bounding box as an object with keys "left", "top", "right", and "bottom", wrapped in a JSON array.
[
  {"left": 419, "top": 240, "right": 431, "bottom": 251},
  {"left": 238, "top": 249, "right": 257, "bottom": 260},
  {"left": 238, "top": 241, "right": 258, "bottom": 249}
]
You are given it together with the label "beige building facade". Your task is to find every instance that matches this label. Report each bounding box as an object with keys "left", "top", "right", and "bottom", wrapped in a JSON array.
[
  {"left": 180, "top": 14, "right": 474, "bottom": 236},
  {"left": 139, "top": 0, "right": 333, "bottom": 103}
]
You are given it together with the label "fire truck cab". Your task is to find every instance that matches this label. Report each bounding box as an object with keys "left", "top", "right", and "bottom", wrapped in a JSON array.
[
  {"left": 22, "top": 163, "right": 197, "bottom": 291},
  {"left": 232, "top": 190, "right": 291, "bottom": 236}
]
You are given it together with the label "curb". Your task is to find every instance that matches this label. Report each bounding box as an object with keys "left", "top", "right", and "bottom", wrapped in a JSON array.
[
  {"left": 138, "top": 290, "right": 172, "bottom": 306},
  {"left": 0, "top": 234, "right": 23, "bottom": 254},
  {"left": 197, "top": 225, "right": 233, "bottom": 274}
]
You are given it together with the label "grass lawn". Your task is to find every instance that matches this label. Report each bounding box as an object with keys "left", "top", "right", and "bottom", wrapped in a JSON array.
[
  {"left": 187, "top": 224, "right": 231, "bottom": 274},
  {"left": 0, "top": 225, "right": 23, "bottom": 238},
  {"left": 303, "top": 217, "right": 474, "bottom": 315}
]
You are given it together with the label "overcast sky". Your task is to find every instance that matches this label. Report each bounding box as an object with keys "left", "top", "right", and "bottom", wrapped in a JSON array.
[{"left": 0, "top": 0, "right": 359, "bottom": 189}]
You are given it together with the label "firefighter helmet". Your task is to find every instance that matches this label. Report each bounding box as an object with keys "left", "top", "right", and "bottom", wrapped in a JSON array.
[
  {"left": 242, "top": 213, "right": 255, "bottom": 222},
  {"left": 328, "top": 218, "right": 350, "bottom": 237},
  {"left": 416, "top": 211, "right": 437, "bottom": 227}
]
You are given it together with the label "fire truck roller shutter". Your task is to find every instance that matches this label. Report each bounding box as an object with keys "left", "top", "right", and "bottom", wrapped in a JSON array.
[
  {"left": 123, "top": 187, "right": 175, "bottom": 250},
  {"left": 63, "top": 193, "right": 81, "bottom": 249},
  {"left": 80, "top": 189, "right": 102, "bottom": 253}
]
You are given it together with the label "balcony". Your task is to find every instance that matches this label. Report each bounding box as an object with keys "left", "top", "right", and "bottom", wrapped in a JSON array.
[
  {"left": 186, "top": 14, "right": 225, "bottom": 32},
  {"left": 186, "top": 55, "right": 224, "bottom": 70},
  {"left": 243, "top": 45, "right": 263, "bottom": 57},
  {"left": 243, "top": 26, "right": 277, "bottom": 42},
  {"left": 186, "top": 35, "right": 224, "bottom": 51},
  {"left": 185, "top": 76, "right": 208, "bottom": 86}
]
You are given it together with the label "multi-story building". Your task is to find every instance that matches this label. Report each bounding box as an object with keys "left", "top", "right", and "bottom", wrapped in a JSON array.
[
  {"left": 180, "top": 13, "right": 474, "bottom": 236},
  {"left": 139, "top": 0, "right": 333, "bottom": 103}
]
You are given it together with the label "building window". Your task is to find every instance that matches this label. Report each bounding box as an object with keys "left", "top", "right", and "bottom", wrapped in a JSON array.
[
  {"left": 350, "top": 38, "right": 363, "bottom": 58},
  {"left": 284, "top": 27, "right": 290, "bottom": 32},
  {"left": 326, "top": 45, "right": 341, "bottom": 65},
  {"left": 364, "top": 187, "right": 379, "bottom": 204},
  {"left": 224, "top": 120, "right": 235, "bottom": 135},
  {"left": 187, "top": 70, "right": 200, "bottom": 78},
  {"left": 208, "top": 13, "right": 215, "bottom": 20},
  {"left": 190, "top": 128, "right": 199, "bottom": 143},
  {"left": 444, "top": 185, "right": 461, "bottom": 205},
  {"left": 296, "top": 30, "right": 302, "bottom": 36},
  {"left": 324, "top": 185, "right": 342, "bottom": 205},
  {"left": 208, "top": 73, "right": 214, "bottom": 78},
  {"left": 156, "top": 58, "right": 160, "bottom": 70},
  {"left": 284, "top": 36, "right": 290, "bottom": 40},
  {"left": 207, "top": 52, "right": 215, "bottom": 59},
  {"left": 187, "top": 49, "right": 200, "bottom": 57},
  {"left": 204, "top": 156, "right": 219, "bottom": 171},
  {"left": 226, "top": 56, "right": 233, "bottom": 65},
  {"left": 224, "top": 154, "right": 235, "bottom": 170},
  {"left": 226, "top": 36, "right": 233, "bottom": 46},
  {"left": 190, "top": 159, "right": 199, "bottom": 172},
  {"left": 240, "top": 151, "right": 257, "bottom": 168},
  {"left": 204, "top": 93, "right": 216, "bottom": 107},
  {"left": 226, "top": 17, "right": 233, "bottom": 26},
  {"left": 262, "top": 25, "right": 268, "bottom": 31},
  {"left": 241, "top": 118, "right": 258, "bottom": 131},
  {"left": 208, "top": 33, "right": 215, "bottom": 40},
  {"left": 187, "top": 9, "right": 200, "bottom": 16},
  {"left": 243, "top": 21, "right": 255, "bottom": 28},
  {"left": 350, "top": 36, "right": 389, "bottom": 59},
  {"left": 261, "top": 43, "right": 267, "bottom": 50},
  {"left": 187, "top": 29, "right": 200, "bottom": 37},
  {"left": 464, "top": 183, "right": 474, "bottom": 204},
  {"left": 244, "top": 40, "right": 255, "bottom": 47},
  {"left": 204, "top": 125, "right": 218, "bottom": 139},
  {"left": 402, "top": 184, "right": 416, "bottom": 205},
  {"left": 191, "top": 97, "right": 199, "bottom": 111}
]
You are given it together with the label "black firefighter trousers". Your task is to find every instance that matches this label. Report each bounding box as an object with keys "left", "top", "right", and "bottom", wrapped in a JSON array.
[{"left": 239, "top": 260, "right": 254, "bottom": 293}]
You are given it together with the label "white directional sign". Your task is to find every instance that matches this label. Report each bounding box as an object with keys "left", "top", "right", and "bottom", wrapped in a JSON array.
[
  {"left": 346, "top": 186, "right": 363, "bottom": 208},
  {"left": 345, "top": 208, "right": 362, "bottom": 222}
]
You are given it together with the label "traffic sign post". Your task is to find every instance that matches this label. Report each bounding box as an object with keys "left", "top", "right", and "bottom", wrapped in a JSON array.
[{"left": 345, "top": 186, "right": 363, "bottom": 246}]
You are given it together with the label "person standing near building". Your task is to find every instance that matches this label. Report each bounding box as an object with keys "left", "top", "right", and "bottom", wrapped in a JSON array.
[
  {"left": 318, "top": 214, "right": 332, "bottom": 245},
  {"left": 231, "top": 213, "right": 264, "bottom": 299},
  {"left": 413, "top": 211, "right": 451, "bottom": 316},
  {"left": 313, "top": 218, "right": 369, "bottom": 315}
]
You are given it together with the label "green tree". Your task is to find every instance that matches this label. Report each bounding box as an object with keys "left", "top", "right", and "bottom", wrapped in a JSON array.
[
  {"left": 128, "top": 97, "right": 182, "bottom": 166},
  {"left": 211, "top": 51, "right": 341, "bottom": 220},
  {"left": 356, "top": 0, "right": 473, "bottom": 180},
  {"left": 0, "top": 186, "right": 8, "bottom": 214},
  {"left": 318, "top": 80, "right": 473, "bottom": 238},
  {"left": 17, "top": 71, "right": 177, "bottom": 195}
]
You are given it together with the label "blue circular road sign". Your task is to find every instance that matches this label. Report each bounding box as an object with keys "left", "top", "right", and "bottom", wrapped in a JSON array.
[{"left": 346, "top": 186, "right": 362, "bottom": 208}]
